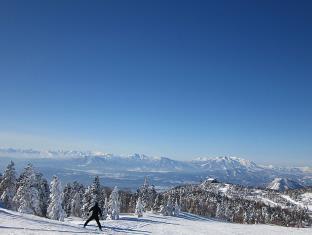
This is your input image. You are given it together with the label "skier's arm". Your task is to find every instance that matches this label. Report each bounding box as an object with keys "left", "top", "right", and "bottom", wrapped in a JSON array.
[{"left": 89, "top": 206, "right": 94, "bottom": 212}]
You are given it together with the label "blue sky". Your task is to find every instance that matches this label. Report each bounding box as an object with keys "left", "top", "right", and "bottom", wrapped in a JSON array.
[{"left": 0, "top": 0, "right": 311, "bottom": 165}]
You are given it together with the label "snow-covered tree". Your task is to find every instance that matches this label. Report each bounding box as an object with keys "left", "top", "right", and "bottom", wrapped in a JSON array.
[
  {"left": 36, "top": 172, "right": 50, "bottom": 217},
  {"left": 97, "top": 184, "right": 108, "bottom": 220},
  {"left": 128, "top": 195, "right": 137, "bottom": 213},
  {"left": 93, "top": 178, "right": 107, "bottom": 219},
  {"left": 152, "top": 194, "right": 162, "bottom": 213},
  {"left": 71, "top": 190, "right": 83, "bottom": 217},
  {"left": 90, "top": 176, "right": 101, "bottom": 205},
  {"left": 0, "top": 161, "right": 17, "bottom": 209},
  {"left": 109, "top": 186, "right": 120, "bottom": 220},
  {"left": 173, "top": 199, "right": 180, "bottom": 216},
  {"left": 47, "top": 176, "right": 65, "bottom": 221},
  {"left": 63, "top": 183, "right": 72, "bottom": 217},
  {"left": 162, "top": 195, "right": 173, "bottom": 216},
  {"left": 135, "top": 196, "right": 144, "bottom": 217},
  {"left": 82, "top": 185, "right": 92, "bottom": 218},
  {"left": 137, "top": 177, "right": 157, "bottom": 211},
  {"left": 102, "top": 196, "right": 108, "bottom": 220},
  {"left": 216, "top": 197, "right": 226, "bottom": 219},
  {"left": 159, "top": 205, "right": 165, "bottom": 215},
  {"left": 70, "top": 181, "right": 85, "bottom": 218},
  {"left": 13, "top": 164, "right": 41, "bottom": 215},
  {"left": 81, "top": 176, "right": 103, "bottom": 218}
]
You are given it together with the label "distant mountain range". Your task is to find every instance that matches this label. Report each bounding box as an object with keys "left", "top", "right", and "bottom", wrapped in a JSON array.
[{"left": 0, "top": 148, "right": 311, "bottom": 190}]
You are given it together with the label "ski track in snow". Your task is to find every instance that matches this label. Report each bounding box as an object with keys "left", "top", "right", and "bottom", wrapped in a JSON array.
[{"left": 0, "top": 208, "right": 312, "bottom": 235}]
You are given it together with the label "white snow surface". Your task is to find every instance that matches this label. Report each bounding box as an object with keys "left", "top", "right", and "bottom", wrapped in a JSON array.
[{"left": 0, "top": 207, "right": 311, "bottom": 235}]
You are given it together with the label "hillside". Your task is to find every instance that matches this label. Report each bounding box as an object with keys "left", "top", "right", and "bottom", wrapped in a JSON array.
[
  {"left": 267, "top": 178, "right": 304, "bottom": 191},
  {"left": 0, "top": 207, "right": 311, "bottom": 235}
]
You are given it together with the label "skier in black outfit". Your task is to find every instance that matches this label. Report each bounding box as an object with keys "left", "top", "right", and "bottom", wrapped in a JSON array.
[{"left": 84, "top": 202, "right": 103, "bottom": 231}]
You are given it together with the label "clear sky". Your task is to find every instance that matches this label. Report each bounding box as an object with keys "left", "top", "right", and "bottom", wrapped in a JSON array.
[{"left": 0, "top": 0, "right": 311, "bottom": 165}]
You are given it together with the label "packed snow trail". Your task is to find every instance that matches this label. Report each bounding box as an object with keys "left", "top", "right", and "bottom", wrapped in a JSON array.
[
  {"left": 1, "top": 208, "right": 312, "bottom": 235},
  {"left": 0, "top": 208, "right": 95, "bottom": 234}
]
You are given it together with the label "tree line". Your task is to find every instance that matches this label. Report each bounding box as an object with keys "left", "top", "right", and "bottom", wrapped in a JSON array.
[{"left": 0, "top": 160, "right": 310, "bottom": 227}]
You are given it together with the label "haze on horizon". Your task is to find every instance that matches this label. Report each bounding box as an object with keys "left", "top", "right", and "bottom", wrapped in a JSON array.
[{"left": 0, "top": 0, "right": 311, "bottom": 165}]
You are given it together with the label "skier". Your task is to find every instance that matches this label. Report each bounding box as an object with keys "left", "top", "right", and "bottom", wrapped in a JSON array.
[{"left": 84, "top": 202, "right": 103, "bottom": 231}]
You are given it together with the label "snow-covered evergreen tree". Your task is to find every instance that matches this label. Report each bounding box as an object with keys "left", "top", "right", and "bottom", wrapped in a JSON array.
[
  {"left": 162, "top": 195, "right": 173, "bottom": 216},
  {"left": 82, "top": 185, "right": 92, "bottom": 218},
  {"left": 71, "top": 190, "right": 83, "bottom": 217},
  {"left": 63, "top": 183, "right": 72, "bottom": 217},
  {"left": 0, "top": 161, "right": 17, "bottom": 209},
  {"left": 90, "top": 176, "right": 101, "bottom": 206},
  {"left": 81, "top": 176, "right": 103, "bottom": 218},
  {"left": 173, "top": 199, "right": 180, "bottom": 216},
  {"left": 98, "top": 185, "right": 108, "bottom": 220},
  {"left": 36, "top": 172, "right": 50, "bottom": 217},
  {"left": 109, "top": 186, "right": 120, "bottom": 220},
  {"left": 140, "top": 178, "right": 148, "bottom": 209},
  {"left": 152, "top": 194, "right": 162, "bottom": 213},
  {"left": 70, "top": 181, "right": 85, "bottom": 218},
  {"left": 13, "top": 164, "right": 41, "bottom": 215},
  {"left": 135, "top": 196, "right": 144, "bottom": 217},
  {"left": 102, "top": 196, "right": 108, "bottom": 220},
  {"left": 137, "top": 177, "right": 157, "bottom": 211},
  {"left": 128, "top": 195, "right": 137, "bottom": 213},
  {"left": 216, "top": 197, "right": 225, "bottom": 219},
  {"left": 47, "top": 176, "right": 65, "bottom": 221}
]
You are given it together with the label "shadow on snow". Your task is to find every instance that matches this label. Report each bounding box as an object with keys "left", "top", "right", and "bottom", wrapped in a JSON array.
[
  {"left": 120, "top": 216, "right": 179, "bottom": 225},
  {"left": 0, "top": 225, "right": 96, "bottom": 234}
]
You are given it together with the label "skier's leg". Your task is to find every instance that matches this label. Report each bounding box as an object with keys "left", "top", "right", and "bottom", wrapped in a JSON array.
[
  {"left": 84, "top": 216, "right": 94, "bottom": 227},
  {"left": 95, "top": 217, "right": 102, "bottom": 231}
]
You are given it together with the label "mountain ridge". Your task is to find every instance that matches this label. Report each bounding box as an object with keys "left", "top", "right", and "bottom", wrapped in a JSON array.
[{"left": 0, "top": 147, "right": 311, "bottom": 189}]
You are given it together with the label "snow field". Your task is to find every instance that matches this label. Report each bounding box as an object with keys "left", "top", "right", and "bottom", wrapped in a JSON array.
[{"left": 1, "top": 208, "right": 312, "bottom": 235}]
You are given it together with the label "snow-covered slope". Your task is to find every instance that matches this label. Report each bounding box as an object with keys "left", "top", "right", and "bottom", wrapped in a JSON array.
[
  {"left": 267, "top": 178, "right": 304, "bottom": 191},
  {"left": 198, "top": 179, "right": 312, "bottom": 213},
  {"left": 0, "top": 207, "right": 311, "bottom": 235}
]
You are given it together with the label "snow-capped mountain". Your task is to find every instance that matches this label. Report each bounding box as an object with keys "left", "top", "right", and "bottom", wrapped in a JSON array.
[
  {"left": 0, "top": 148, "right": 95, "bottom": 159},
  {"left": 190, "top": 156, "right": 273, "bottom": 186},
  {"left": 0, "top": 147, "right": 311, "bottom": 189},
  {"left": 267, "top": 177, "right": 304, "bottom": 191},
  {"left": 0, "top": 148, "right": 261, "bottom": 172},
  {"left": 192, "top": 156, "right": 262, "bottom": 172},
  {"left": 81, "top": 153, "right": 195, "bottom": 172}
]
